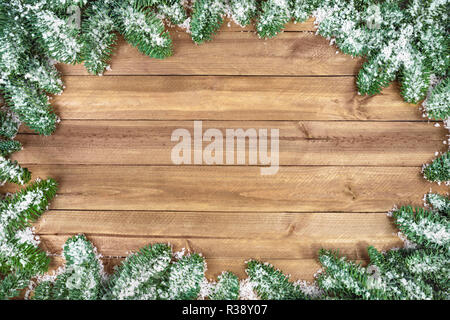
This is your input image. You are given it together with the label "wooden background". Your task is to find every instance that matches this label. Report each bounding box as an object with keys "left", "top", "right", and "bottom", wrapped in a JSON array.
[{"left": 8, "top": 18, "right": 448, "bottom": 281}]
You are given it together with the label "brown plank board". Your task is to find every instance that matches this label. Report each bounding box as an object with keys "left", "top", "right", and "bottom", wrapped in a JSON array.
[
  {"left": 50, "top": 76, "right": 421, "bottom": 121},
  {"left": 35, "top": 211, "right": 398, "bottom": 238},
  {"left": 3, "top": 166, "right": 446, "bottom": 212},
  {"left": 14, "top": 120, "right": 446, "bottom": 166},
  {"left": 58, "top": 32, "right": 362, "bottom": 76},
  {"left": 39, "top": 234, "right": 400, "bottom": 260}
]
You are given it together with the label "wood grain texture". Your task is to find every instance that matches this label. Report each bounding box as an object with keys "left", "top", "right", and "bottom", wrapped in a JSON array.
[
  {"left": 3, "top": 165, "right": 446, "bottom": 212},
  {"left": 14, "top": 120, "right": 446, "bottom": 166},
  {"left": 51, "top": 76, "right": 421, "bottom": 121},
  {"left": 57, "top": 33, "right": 362, "bottom": 76},
  {"left": 35, "top": 211, "right": 398, "bottom": 238}
]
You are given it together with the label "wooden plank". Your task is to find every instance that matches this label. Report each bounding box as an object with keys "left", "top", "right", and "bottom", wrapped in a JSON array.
[
  {"left": 35, "top": 210, "right": 398, "bottom": 239},
  {"left": 58, "top": 32, "right": 361, "bottom": 76},
  {"left": 38, "top": 234, "right": 400, "bottom": 260},
  {"left": 14, "top": 120, "right": 446, "bottom": 166},
  {"left": 48, "top": 256, "right": 328, "bottom": 282},
  {"left": 50, "top": 76, "right": 421, "bottom": 121},
  {"left": 3, "top": 165, "right": 445, "bottom": 212}
]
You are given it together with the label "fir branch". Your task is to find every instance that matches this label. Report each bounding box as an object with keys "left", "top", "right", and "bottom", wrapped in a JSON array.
[
  {"left": 317, "top": 249, "right": 373, "bottom": 299},
  {"left": 0, "top": 235, "right": 50, "bottom": 276},
  {"left": 209, "top": 271, "right": 240, "bottom": 300},
  {"left": 0, "top": 156, "right": 30, "bottom": 185},
  {"left": 0, "top": 178, "right": 57, "bottom": 234},
  {"left": 392, "top": 206, "right": 449, "bottom": 250},
  {"left": 80, "top": 0, "right": 117, "bottom": 75},
  {"left": 34, "top": 234, "right": 103, "bottom": 300},
  {"left": 423, "top": 78, "right": 450, "bottom": 121},
  {"left": 423, "top": 151, "right": 450, "bottom": 184},
  {"left": 369, "top": 247, "right": 435, "bottom": 300},
  {"left": 114, "top": 3, "right": 172, "bottom": 59},
  {"left": 290, "top": 0, "right": 320, "bottom": 23},
  {"left": 2, "top": 78, "right": 57, "bottom": 136},
  {"left": 404, "top": 248, "right": 450, "bottom": 295},
  {"left": 133, "top": 0, "right": 188, "bottom": 25},
  {"left": 313, "top": 0, "right": 448, "bottom": 103},
  {"left": 0, "top": 271, "right": 33, "bottom": 300},
  {"left": 32, "top": 280, "right": 53, "bottom": 300},
  {"left": 0, "top": 6, "right": 30, "bottom": 78},
  {"left": 30, "top": 8, "right": 81, "bottom": 64},
  {"left": 228, "top": 0, "right": 258, "bottom": 27},
  {"left": 104, "top": 243, "right": 172, "bottom": 300},
  {"left": 256, "top": 0, "right": 291, "bottom": 39},
  {"left": 415, "top": 1, "right": 449, "bottom": 77},
  {"left": 356, "top": 53, "right": 399, "bottom": 96},
  {"left": 426, "top": 193, "right": 450, "bottom": 216},
  {"left": 40, "top": 0, "right": 89, "bottom": 11},
  {"left": 400, "top": 53, "right": 430, "bottom": 104},
  {"left": 0, "top": 110, "right": 21, "bottom": 139},
  {"left": 0, "top": 179, "right": 57, "bottom": 276},
  {"left": 190, "top": 0, "right": 226, "bottom": 44},
  {"left": 318, "top": 248, "right": 433, "bottom": 300},
  {"left": 24, "top": 56, "right": 64, "bottom": 95},
  {"left": 159, "top": 253, "right": 204, "bottom": 300},
  {"left": 154, "top": 0, "right": 187, "bottom": 25},
  {"left": 246, "top": 260, "right": 308, "bottom": 299},
  {"left": 0, "top": 140, "right": 22, "bottom": 157}
]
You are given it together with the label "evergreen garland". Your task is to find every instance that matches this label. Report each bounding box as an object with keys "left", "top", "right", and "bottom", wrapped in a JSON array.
[
  {"left": 0, "top": 0, "right": 448, "bottom": 135},
  {"left": 423, "top": 151, "right": 450, "bottom": 185},
  {"left": 0, "top": 179, "right": 57, "bottom": 299},
  {"left": 208, "top": 271, "right": 240, "bottom": 300},
  {"left": 33, "top": 234, "right": 103, "bottom": 300},
  {"left": 246, "top": 260, "right": 309, "bottom": 299},
  {"left": 0, "top": 110, "right": 21, "bottom": 140},
  {"left": 314, "top": 195, "right": 450, "bottom": 300},
  {"left": 32, "top": 237, "right": 208, "bottom": 300},
  {"left": 0, "top": 140, "right": 22, "bottom": 158},
  {"left": 426, "top": 192, "right": 450, "bottom": 215},
  {"left": 0, "top": 0, "right": 448, "bottom": 300},
  {"left": 0, "top": 156, "right": 31, "bottom": 185},
  {"left": 256, "top": 0, "right": 291, "bottom": 39},
  {"left": 424, "top": 78, "right": 450, "bottom": 120},
  {"left": 228, "top": 0, "right": 257, "bottom": 27},
  {"left": 190, "top": 0, "right": 226, "bottom": 44}
]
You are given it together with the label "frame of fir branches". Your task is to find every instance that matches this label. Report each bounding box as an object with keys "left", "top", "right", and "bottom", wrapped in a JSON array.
[{"left": 0, "top": 0, "right": 448, "bottom": 300}]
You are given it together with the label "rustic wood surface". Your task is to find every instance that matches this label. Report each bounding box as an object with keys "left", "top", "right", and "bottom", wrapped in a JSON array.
[{"left": 5, "top": 20, "right": 447, "bottom": 283}]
